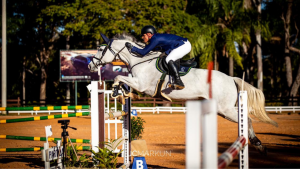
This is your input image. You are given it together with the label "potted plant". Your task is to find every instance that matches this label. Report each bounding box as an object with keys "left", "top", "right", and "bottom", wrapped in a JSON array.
[{"left": 131, "top": 116, "right": 148, "bottom": 157}]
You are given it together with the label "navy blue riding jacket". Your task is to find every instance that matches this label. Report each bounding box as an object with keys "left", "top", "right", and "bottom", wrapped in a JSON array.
[{"left": 131, "top": 33, "right": 188, "bottom": 56}]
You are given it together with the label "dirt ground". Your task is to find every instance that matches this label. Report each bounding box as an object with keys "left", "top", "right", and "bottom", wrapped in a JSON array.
[{"left": 0, "top": 112, "right": 299, "bottom": 168}]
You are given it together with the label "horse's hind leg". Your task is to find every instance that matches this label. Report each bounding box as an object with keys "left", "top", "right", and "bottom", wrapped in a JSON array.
[
  {"left": 248, "top": 118, "right": 267, "bottom": 155},
  {"left": 220, "top": 107, "right": 267, "bottom": 155}
]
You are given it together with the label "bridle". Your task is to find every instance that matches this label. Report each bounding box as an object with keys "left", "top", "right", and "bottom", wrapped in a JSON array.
[
  {"left": 91, "top": 40, "right": 159, "bottom": 75},
  {"left": 91, "top": 40, "right": 127, "bottom": 69}
]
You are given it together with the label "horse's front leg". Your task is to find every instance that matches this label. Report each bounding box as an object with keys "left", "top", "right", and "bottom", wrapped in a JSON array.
[
  {"left": 111, "top": 83, "right": 123, "bottom": 98},
  {"left": 112, "top": 75, "right": 140, "bottom": 97},
  {"left": 111, "top": 82, "right": 134, "bottom": 98}
]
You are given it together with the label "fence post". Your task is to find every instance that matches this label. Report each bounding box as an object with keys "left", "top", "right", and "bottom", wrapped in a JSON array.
[
  {"left": 202, "top": 99, "right": 217, "bottom": 169},
  {"left": 238, "top": 91, "right": 249, "bottom": 169},
  {"left": 186, "top": 101, "right": 201, "bottom": 168},
  {"left": 122, "top": 84, "right": 131, "bottom": 164},
  {"left": 98, "top": 82, "right": 105, "bottom": 149},
  {"left": 91, "top": 81, "right": 99, "bottom": 154}
]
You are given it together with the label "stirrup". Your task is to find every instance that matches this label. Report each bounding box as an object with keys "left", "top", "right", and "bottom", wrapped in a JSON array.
[{"left": 168, "top": 83, "right": 185, "bottom": 90}]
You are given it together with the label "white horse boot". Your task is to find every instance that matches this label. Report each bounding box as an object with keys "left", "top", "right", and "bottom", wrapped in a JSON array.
[{"left": 168, "top": 60, "right": 185, "bottom": 90}]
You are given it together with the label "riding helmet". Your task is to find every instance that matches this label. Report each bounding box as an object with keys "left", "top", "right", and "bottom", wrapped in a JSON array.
[{"left": 141, "top": 25, "right": 157, "bottom": 35}]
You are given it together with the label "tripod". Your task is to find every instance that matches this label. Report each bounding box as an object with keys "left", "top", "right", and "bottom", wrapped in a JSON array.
[{"left": 58, "top": 120, "right": 78, "bottom": 169}]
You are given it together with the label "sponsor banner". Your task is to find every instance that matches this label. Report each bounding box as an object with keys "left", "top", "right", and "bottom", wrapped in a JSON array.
[{"left": 60, "top": 50, "right": 128, "bottom": 82}]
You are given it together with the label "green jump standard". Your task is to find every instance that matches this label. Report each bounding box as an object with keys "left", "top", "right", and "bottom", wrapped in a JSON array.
[
  {"left": 0, "top": 135, "right": 90, "bottom": 143},
  {"left": 0, "top": 112, "right": 90, "bottom": 124},
  {"left": 0, "top": 105, "right": 90, "bottom": 111},
  {"left": 0, "top": 146, "right": 91, "bottom": 152}
]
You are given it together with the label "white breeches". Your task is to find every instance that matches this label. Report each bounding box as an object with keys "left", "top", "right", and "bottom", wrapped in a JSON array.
[{"left": 166, "top": 40, "right": 192, "bottom": 63}]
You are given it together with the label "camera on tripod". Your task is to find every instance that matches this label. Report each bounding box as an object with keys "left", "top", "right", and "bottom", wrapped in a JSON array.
[
  {"left": 58, "top": 120, "right": 70, "bottom": 129},
  {"left": 58, "top": 120, "right": 78, "bottom": 167},
  {"left": 58, "top": 119, "right": 70, "bottom": 125}
]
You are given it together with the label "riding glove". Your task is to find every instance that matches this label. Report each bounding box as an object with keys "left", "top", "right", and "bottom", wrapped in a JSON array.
[{"left": 125, "top": 42, "right": 133, "bottom": 52}]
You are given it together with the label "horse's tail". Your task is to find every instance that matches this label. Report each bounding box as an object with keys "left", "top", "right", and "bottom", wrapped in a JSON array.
[{"left": 233, "top": 77, "right": 278, "bottom": 127}]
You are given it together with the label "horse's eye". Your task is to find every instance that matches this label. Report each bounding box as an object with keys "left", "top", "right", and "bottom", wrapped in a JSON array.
[{"left": 98, "top": 48, "right": 103, "bottom": 51}]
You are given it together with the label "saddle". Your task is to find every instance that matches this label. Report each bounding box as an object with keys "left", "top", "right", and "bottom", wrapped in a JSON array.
[
  {"left": 152, "top": 53, "right": 197, "bottom": 101},
  {"left": 156, "top": 53, "right": 197, "bottom": 76}
]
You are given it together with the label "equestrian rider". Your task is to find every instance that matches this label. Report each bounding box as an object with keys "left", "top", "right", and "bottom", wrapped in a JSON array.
[{"left": 125, "top": 25, "right": 192, "bottom": 90}]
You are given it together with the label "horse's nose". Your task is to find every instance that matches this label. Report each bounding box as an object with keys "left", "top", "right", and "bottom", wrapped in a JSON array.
[{"left": 88, "top": 64, "right": 91, "bottom": 70}]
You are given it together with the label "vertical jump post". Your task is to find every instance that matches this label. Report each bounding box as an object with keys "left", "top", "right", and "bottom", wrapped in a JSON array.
[
  {"left": 238, "top": 91, "right": 249, "bottom": 169},
  {"left": 122, "top": 83, "right": 131, "bottom": 165}
]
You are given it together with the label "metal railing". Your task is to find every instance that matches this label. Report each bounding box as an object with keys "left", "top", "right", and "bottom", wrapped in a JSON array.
[
  {"left": 131, "top": 106, "right": 300, "bottom": 114},
  {"left": 265, "top": 106, "right": 300, "bottom": 113}
]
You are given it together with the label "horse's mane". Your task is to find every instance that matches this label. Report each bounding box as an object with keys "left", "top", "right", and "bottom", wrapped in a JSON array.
[
  {"left": 113, "top": 32, "right": 137, "bottom": 42},
  {"left": 113, "top": 32, "right": 145, "bottom": 47},
  {"left": 112, "top": 32, "right": 160, "bottom": 61}
]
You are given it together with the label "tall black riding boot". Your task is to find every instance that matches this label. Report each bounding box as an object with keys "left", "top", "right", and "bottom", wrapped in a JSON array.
[{"left": 168, "top": 60, "right": 185, "bottom": 90}]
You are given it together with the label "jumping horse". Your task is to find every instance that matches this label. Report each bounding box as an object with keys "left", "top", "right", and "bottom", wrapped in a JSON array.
[{"left": 88, "top": 33, "right": 278, "bottom": 154}]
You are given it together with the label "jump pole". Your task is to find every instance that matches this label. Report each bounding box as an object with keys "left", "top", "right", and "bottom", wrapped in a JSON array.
[
  {"left": 0, "top": 105, "right": 90, "bottom": 111},
  {"left": 202, "top": 99, "right": 218, "bottom": 168},
  {"left": 91, "top": 81, "right": 100, "bottom": 153},
  {"left": 0, "top": 135, "right": 91, "bottom": 143},
  {"left": 238, "top": 91, "right": 249, "bottom": 168},
  {"left": 0, "top": 112, "right": 90, "bottom": 124},
  {"left": 186, "top": 101, "right": 201, "bottom": 168},
  {"left": 186, "top": 91, "right": 249, "bottom": 169},
  {"left": 122, "top": 84, "right": 131, "bottom": 165},
  {"left": 90, "top": 75, "right": 131, "bottom": 166},
  {"left": 0, "top": 146, "right": 90, "bottom": 152}
]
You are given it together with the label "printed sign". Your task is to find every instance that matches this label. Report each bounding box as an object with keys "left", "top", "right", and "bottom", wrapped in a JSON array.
[
  {"left": 46, "top": 146, "right": 63, "bottom": 162},
  {"left": 60, "top": 50, "right": 99, "bottom": 81},
  {"left": 60, "top": 50, "right": 129, "bottom": 82}
]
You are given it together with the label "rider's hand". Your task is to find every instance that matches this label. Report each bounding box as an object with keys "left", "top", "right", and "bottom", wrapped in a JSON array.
[{"left": 125, "top": 42, "right": 133, "bottom": 51}]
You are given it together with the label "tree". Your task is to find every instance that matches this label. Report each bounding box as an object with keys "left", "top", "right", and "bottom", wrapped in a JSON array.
[
  {"left": 41, "top": 0, "right": 200, "bottom": 46},
  {"left": 265, "top": 0, "right": 300, "bottom": 104},
  {"left": 190, "top": 0, "right": 248, "bottom": 75}
]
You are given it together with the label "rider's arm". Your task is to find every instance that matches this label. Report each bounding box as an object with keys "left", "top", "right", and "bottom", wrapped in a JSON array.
[{"left": 131, "top": 37, "right": 159, "bottom": 56}]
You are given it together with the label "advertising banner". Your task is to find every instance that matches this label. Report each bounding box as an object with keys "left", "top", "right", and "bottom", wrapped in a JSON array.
[{"left": 60, "top": 50, "right": 128, "bottom": 82}]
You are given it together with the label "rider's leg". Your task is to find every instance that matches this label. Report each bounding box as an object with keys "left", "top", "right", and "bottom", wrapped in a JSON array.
[
  {"left": 166, "top": 40, "right": 191, "bottom": 89},
  {"left": 168, "top": 60, "right": 185, "bottom": 89},
  {"left": 166, "top": 40, "right": 192, "bottom": 63}
]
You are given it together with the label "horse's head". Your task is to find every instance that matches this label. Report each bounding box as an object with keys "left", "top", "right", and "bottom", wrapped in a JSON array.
[
  {"left": 88, "top": 33, "right": 117, "bottom": 72},
  {"left": 88, "top": 32, "right": 147, "bottom": 72}
]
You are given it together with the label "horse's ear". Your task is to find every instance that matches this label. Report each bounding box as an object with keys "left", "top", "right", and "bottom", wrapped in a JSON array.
[{"left": 100, "top": 33, "right": 110, "bottom": 44}]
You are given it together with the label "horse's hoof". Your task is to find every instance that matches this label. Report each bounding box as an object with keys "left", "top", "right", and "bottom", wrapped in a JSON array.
[
  {"left": 254, "top": 145, "right": 268, "bottom": 156},
  {"left": 250, "top": 136, "right": 261, "bottom": 146},
  {"left": 250, "top": 136, "right": 267, "bottom": 156},
  {"left": 129, "top": 93, "right": 140, "bottom": 100},
  {"left": 112, "top": 82, "right": 119, "bottom": 87},
  {"left": 117, "top": 95, "right": 125, "bottom": 105},
  {"left": 121, "top": 88, "right": 130, "bottom": 97},
  {"left": 110, "top": 92, "right": 120, "bottom": 99}
]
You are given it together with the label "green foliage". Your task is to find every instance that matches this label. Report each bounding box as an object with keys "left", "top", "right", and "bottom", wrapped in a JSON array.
[
  {"left": 51, "top": 140, "right": 92, "bottom": 168},
  {"left": 190, "top": 0, "right": 248, "bottom": 69},
  {"left": 131, "top": 117, "right": 146, "bottom": 140},
  {"left": 63, "top": 142, "right": 91, "bottom": 168},
  {"left": 39, "top": 0, "right": 200, "bottom": 45},
  {"left": 6, "top": 0, "right": 300, "bottom": 103},
  {"left": 91, "top": 140, "right": 123, "bottom": 168}
]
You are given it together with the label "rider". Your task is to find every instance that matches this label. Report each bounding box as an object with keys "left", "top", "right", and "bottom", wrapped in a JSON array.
[{"left": 125, "top": 25, "right": 191, "bottom": 90}]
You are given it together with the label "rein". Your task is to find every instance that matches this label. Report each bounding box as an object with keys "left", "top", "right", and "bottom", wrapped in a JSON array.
[{"left": 128, "top": 56, "right": 159, "bottom": 73}]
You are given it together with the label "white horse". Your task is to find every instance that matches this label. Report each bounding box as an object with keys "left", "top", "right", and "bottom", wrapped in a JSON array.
[{"left": 89, "top": 33, "right": 278, "bottom": 154}]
